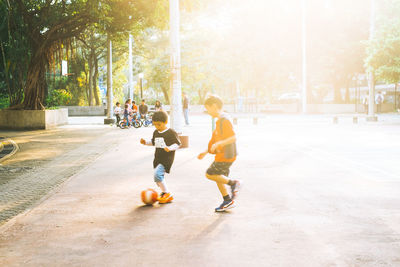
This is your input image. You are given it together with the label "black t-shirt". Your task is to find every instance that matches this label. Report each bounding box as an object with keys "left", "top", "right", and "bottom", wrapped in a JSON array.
[
  {"left": 151, "top": 128, "right": 181, "bottom": 173},
  {"left": 139, "top": 104, "right": 148, "bottom": 115}
]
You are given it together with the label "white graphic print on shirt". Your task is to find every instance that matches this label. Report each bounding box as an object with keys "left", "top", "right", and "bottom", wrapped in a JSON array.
[{"left": 155, "top": 137, "right": 167, "bottom": 148}]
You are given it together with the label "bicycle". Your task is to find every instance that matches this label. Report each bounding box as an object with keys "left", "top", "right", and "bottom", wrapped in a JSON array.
[
  {"left": 119, "top": 114, "right": 142, "bottom": 129},
  {"left": 140, "top": 112, "right": 153, "bottom": 127}
]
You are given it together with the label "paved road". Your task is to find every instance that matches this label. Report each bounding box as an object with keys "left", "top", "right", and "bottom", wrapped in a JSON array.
[{"left": 1, "top": 114, "right": 400, "bottom": 266}]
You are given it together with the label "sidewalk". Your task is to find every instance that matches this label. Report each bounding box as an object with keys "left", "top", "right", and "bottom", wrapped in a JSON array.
[
  {"left": 1, "top": 114, "right": 400, "bottom": 266},
  {"left": 0, "top": 118, "right": 115, "bottom": 224}
]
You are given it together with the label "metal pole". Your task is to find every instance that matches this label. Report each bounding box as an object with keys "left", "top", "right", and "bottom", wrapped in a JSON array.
[
  {"left": 104, "top": 36, "right": 114, "bottom": 124},
  {"left": 140, "top": 78, "right": 143, "bottom": 99},
  {"left": 367, "top": 0, "right": 377, "bottom": 121},
  {"left": 301, "top": 0, "right": 307, "bottom": 113},
  {"left": 169, "top": 0, "right": 184, "bottom": 134},
  {"left": 395, "top": 83, "right": 397, "bottom": 111},
  {"left": 356, "top": 79, "right": 359, "bottom": 113},
  {"left": 354, "top": 78, "right": 357, "bottom": 113},
  {"left": 128, "top": 34, "right": 133, "bottom": 100}
]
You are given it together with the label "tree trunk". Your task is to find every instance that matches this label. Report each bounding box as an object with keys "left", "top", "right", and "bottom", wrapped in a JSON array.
[
  {"left": 198, "top": 88, "right": 208, "bottom": 105},
  {"left": 333, "top": 81, "right": 342, "bottom": 104},
  {"left": 23, "top": 51, "right": 48, "bottom": 110},
  {"left": 161, "top": 87, "right": 170, "bottom": 104},
  {"left": 82, "top": 68, "right": 89, "bottom": 104},
  {"left": 81, "top": 50, "right": 89, "bottom": 105},
  {"left": 345, "top": 79, "right": 350, "bottom": 103},
  {"left": 93, "top": 55, "right": 100, "bottom": 105},
  {"left": 88, "top": 52, "right": 94, "bottom": 106}
]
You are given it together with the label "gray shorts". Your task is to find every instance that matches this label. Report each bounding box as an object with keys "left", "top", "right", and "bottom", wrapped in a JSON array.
[{"left": 206, "top": 161, "right": 233, "bottom": 177}]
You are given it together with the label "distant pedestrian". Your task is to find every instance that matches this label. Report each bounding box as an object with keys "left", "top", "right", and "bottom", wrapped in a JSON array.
[
  {"left": 363, "top": 94, "right": 369, "bottom": 114},
  {"left": 139, "top": 99, "right": 148, "bottom": 118},
  {"left": 375, "top": 91, "right": 384, "bottom": 113},
  {"left": 155, "top": 100, "right": 163, "bottom": 111},
  {"left": 197, "top": 95, "right": 241, "bottom": 212},
  {"left": 182, "top": 92, "right": 189, "bottom": 125},
  {"left": 114, "top": 102, "right": 122, "bottom": 125},
  {"left": 140, "top": 111, "right": 181, "bottom": 203}
]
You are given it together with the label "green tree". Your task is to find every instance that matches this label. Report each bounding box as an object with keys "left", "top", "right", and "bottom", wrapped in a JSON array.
[
  {"left": 0, "top": 0, "right": 28, "bottom": 107},
  {"left": 365, "top": 0, "right": 400, "bottom": 88},
  {"left": 2, "top": 0, "right": 167, "bottom": 110}
]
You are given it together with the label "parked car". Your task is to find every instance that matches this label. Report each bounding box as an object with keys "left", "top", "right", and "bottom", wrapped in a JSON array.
[{"left": 277, "top": 93, "right": 301, "bottom": 104}]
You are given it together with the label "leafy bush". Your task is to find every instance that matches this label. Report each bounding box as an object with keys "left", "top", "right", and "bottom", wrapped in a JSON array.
[
  {"left": 0, "top": 96, "right": 10, "bottom": 109},
  {"left": 46, "top": 89, "right": 72, "bottom": 107}
]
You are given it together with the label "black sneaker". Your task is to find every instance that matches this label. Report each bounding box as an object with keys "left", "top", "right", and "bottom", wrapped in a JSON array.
[
  {"left": 215, "top": 199, "right": 235, "bottom": 212},
  {"left": 230, "top": 180, "right": 242, "bottom": 200}
]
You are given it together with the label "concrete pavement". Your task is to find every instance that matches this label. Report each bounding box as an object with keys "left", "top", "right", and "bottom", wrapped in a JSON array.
[
  {"left": 1, "top": 114, "right": 400, "bottom": 266},
  {"left": 0, "top": 121, "right": 114, "bottom": 224}
]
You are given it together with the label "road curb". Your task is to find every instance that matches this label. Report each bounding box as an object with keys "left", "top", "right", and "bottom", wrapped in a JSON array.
[{"left": 0, "top": 138, "right": 19, "bottom": 163}]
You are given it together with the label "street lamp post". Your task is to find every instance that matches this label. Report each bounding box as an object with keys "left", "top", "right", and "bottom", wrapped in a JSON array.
[
  {"left": 301, "top": 0, "right": 307, "bottom": 114},
  {"left": 169, "top": 0, "right": 184, "bottom": 134},
  {"left": 104, "top": 36, "right": 115, "bottom": 124},
  {"left": 367, "top": 0, "right": 378, "bottom": 121},
  {"left": 139, "top": 73, "right": 144, "bottom": 99},
  {"left": 353, "top": 76, "right": 357, "bottom": 112},
  {"left": 128, "top": 34, "right": 134, "bottom": 100}
]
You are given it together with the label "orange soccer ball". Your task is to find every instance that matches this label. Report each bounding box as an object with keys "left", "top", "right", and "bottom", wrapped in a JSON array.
[{"left": 141, "top": 188, "right": 158, "bottom": 205}]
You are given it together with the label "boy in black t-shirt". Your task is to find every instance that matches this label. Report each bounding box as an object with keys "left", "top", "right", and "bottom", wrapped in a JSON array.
[{"left": 140, "top": 111, "right": 181, "bottom": 203}]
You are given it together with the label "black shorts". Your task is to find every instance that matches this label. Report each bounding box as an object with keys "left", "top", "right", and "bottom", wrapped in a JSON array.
[{"left": 206, "top": 161, "right": 233, "bottom": 177}]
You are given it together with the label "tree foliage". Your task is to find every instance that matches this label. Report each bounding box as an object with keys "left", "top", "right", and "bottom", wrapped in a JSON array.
[
  {"left": 1, "top": 0, "right": 167, "bottom": 110},
  {"left": 365, "top": 0, "right": 400, "bottom": 84}
]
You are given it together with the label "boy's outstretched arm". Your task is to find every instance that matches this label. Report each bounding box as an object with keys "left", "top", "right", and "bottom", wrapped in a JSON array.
[
  {"left": 197, "top": 150, "right": 208, "bottom": 160},
  {"left": 140, "top": 138, "right": 153, "bottom": 146}
]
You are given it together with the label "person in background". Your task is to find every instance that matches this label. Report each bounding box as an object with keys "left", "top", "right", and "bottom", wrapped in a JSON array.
[
  {"left": 182, "top": 92, "right": 189, "bottom": 126},
  {"left": 132, "top": 100, "right": 138, "bottom": 113},
  {"left": 375, "top": 91, "right": 384, "bottom": 114},
  {"left": 155, "top": 100, "right": 163, "bottom": 111},
  {"left": 123, "top": 103, "right": 131, "bottom": 127},
  {"left": 139, "top": 99, "right": 148, "bottom": 118},
  {"left": 114, "top": 102, "right": 122, "bottom": 125},
  {"left": 363, "top": 94, "right": 369, "bottom": 114},
  {"left": 125, "top": 98, "right": 132, "bottom": 109}
]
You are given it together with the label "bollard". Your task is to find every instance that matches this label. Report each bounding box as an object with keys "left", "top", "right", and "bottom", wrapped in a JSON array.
[
  {"left": 333, "top": 116, "right": 338, "bottom": 124},
  {"left": 233, "top": 118, "right": 238, "bottom": 125},
  {"left": 353, "top": 116, "right": 358, "bottom": 124},
  {"left": 366, "top": 116, "right": 378, "bottom": 122},
  {"left": 253, "top": 117, "right": 258, "bottom": 125}
]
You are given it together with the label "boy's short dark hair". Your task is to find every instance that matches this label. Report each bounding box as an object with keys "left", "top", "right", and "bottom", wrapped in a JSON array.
[
  {"left": 132, "top": 100, "right": 136, "bottom": 104},
  {"left": 204, "top": 95, "right": 223, "bottom": 109},
  {"left": 116, "top": 102, "right": 120, "bottom": 105},
  {"left": 152, "top": 110, "right": 168, "bottom": 123},
  {"left": 125, "top": 104, "right": 129, "bottom": 108}
]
